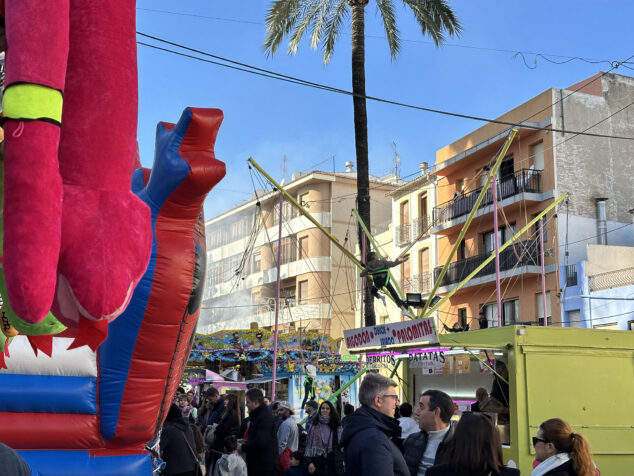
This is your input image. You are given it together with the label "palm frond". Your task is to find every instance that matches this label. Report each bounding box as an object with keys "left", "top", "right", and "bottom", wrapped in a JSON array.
[
  {"left": 402, "top": 0, "right": 462, "bottom": 47},
  {"left": 310, "top": 0, "right": 337, "bottom": 50},
  {"left": 322, "top": 0, "right": 349, "bottom": 64},
  {"left": 287, "top": 0, "right": 326, "bottom": 55},
  {"left": 264, "top": 0, "right": 303, "bottom": 57},
  {"left": 376, "top": 0, "right": 400, "bottom": 59}
]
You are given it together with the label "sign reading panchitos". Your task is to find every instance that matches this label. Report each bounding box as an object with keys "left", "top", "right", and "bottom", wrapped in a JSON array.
[{"left": 344, "top": 319, "right": 437, "bottom": 350}]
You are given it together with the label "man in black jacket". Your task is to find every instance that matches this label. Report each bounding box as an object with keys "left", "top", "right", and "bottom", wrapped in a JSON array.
[
  {"left": 204, "top": 387, "right": 225, "bottom": 427},
  {"left": 403, "top": 390, "right": 456, "bottom": 476},
  {"left": 239, "top": 388, "right": 279, "bottom": 476},
  {"left": 340, "top": 373, "right": 409, "bottom": 476}
]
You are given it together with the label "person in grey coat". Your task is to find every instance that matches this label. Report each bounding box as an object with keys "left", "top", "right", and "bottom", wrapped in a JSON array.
[{"left": 340, "top": 373, "right": 409, "bottom": 476}]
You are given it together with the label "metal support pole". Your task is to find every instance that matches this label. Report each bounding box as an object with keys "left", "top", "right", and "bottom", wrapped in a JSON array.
[
  {"left": 271, "top": 194, "right": 283, "bottom": 400},
  {"left": 492, "top": 175, "right": 502, "bottom": 327},
  {"left": 539, "top": 218, "right": 548, "bottom": 326}
]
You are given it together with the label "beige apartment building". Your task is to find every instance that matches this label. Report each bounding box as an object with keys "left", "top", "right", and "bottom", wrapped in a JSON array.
[
  {"left": 429, "top": 72, "right": 634, "bottom": 329},
  {"left": 387, "top": 164, "right": 438, "bottom": 305},
  {"left": 200, "top": 165, "right": 397, "bottom": 338}
]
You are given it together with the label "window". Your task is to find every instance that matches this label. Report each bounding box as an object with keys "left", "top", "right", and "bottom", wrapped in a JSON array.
[
  {"left": 298, "top": 280, "right": 308, "bottom": 304},
  {"left": 281, "top": 284, "right": 296, "bottom": 304},
  {"left": 533, "top": 215, "right": 548, "bottom": 243},
  {"left": 483, "top": 303, "right": 498, "bottom": 327},
  {"left": 458, "top": 308, "right": 467, "bottom": 328},
  {"left": 298, "top": 236, "right": 309, "bottom": 260},
  {"left": 531, "top": 141, "right": 544, "bottom": 170},
  {"left": 299, "top": 192, "right": 310, "bottom": 208},
  {"left": 272, "top": 235, "right": 297, "bottom": 265},
  {"left": 500, "top": 155, "right": 514, "bottom": 179},
  {"left": 273, "top": 201, "right": 295, "bottom": 225},
  {"left": 458, "top": 239, "right": 466, "bottom": 260},
  {"left": 479, "top": 168, "right": 488, "bottom": 188},
  {"left": 456, "top": 178, "right": 464, "bottom": 193},
  {"left": 418, "top": 248, "right": 429, "bottom": 273},
  {"left": 251, "top": 252, "right": 261, "bottom": 274},
  {"left": 483, "top": 298, "right": 519, "bottom": 327},
  {"left": 536, "top": 292, "right": 552, "bottom": 326},
  {"left": 565, "top": 264, "right": 577, "bottom": 287},
  {"left": 401, "top": 254, "right": 411, "bottom": 292},
  {"left": 419, "top": 193, "right": 428, "bottom": 218},
  {"left": 503, "top": 298, "right": 519, "bottom": 325},
  {"left": 400, "top": 200, "right": 410, "bottom": 226},
  {"left": 483, "top": 224, "right": 516, "bottom": 254}
]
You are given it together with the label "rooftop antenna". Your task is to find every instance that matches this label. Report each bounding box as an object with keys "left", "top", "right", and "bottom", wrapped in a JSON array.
[{"left": 392, "top": 141, "right": 401, "bottom": 178}]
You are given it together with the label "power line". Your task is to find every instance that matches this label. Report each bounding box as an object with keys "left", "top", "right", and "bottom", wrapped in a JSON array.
[
  {"left": 137, "top": 7, "right": 634, "bottom": 69},
  {"left": 136, "top": 33, "right": 634, "bottom": 141}
]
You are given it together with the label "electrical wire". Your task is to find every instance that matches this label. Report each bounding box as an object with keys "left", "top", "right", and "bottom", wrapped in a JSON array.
[
  {"left": 136, "top": 33, "right": 634, "bottom": 141},
  {"left": 137, "top": 7, "right": 634, "bottom": 69}
]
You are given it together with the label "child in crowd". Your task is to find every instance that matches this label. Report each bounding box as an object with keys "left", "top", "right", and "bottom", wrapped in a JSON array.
[
  {"left": 213, "top": 436, "right": 247, "bottom": 476},
  {"left": 285, "top": 451, "right": 307, "bottom": 476}
]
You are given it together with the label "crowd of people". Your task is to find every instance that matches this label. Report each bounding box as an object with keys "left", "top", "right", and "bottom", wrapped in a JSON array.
[{"left": 155, "top": 374, "right": 597, "bottom": 476}]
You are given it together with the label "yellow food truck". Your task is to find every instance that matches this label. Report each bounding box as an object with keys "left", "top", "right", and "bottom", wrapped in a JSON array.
[{"left": 395, "top": 325, "right": 634, "bottom": 475}]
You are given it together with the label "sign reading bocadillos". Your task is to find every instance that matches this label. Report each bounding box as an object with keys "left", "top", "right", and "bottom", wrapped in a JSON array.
[{"left": 344, "top": 318, "right": 437, "bottom": 351}]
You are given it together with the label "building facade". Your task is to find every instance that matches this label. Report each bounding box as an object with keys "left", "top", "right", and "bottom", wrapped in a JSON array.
[
  {"left": 429, "top": 72, "right": 634, "bottom": 329},
  {"left": 200, "top": 167, "right": 396, "bottom": 338}
]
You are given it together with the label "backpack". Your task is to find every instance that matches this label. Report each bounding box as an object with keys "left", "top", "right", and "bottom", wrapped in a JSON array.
[{"left": 204, "top": 422, "right": 218, "bottom": 447}]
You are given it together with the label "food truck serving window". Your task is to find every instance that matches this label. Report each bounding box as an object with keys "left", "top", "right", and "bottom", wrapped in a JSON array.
[{"left": 408, "top": 349, "right": 511, "bottom": 446}]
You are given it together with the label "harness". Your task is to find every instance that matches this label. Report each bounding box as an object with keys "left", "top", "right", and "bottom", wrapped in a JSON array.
[{"left": 368, "top": 268, "right": 390, "bottom": 287}]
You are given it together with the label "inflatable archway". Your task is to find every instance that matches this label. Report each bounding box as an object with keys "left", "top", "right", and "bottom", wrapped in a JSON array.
[{"left": 0, "top": 108, "right": 226, "bottom": 475}]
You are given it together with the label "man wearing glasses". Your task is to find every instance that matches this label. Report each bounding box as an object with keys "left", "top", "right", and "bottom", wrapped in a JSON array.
[
  {"left": 340, "top": 373, "right": 409, "bottom": 476},
  {"left": 403, "top": 389, "right": 456, "bottom": 476}
]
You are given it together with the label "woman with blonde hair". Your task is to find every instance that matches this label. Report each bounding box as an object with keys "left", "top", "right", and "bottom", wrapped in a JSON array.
[{"left": 530, "top": 418, "right": 595, "bottom": 476}]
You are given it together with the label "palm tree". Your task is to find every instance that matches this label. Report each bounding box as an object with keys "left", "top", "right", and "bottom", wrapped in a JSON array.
[{"left": 264, "top": 0, "right": 461, "bottom": 326}]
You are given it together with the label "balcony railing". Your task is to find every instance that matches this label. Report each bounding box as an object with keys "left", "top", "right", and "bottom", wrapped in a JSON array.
[
  {"left": 412, "top": 273, "right": 433, "bottom": 294},
  {"left": 434, "top": 169, "right": 542, "bottom": 226},
  {"left": 395, "top": 223, "right": 411, "bottom": 247},
  {"left": 433, "top": 240, "right": 540, "bottom": 287},
  {"left": 401, "top": 277, "right": 412, "bottom": 294},
  {"left": 413, "top": 216, "right": 431, "bottom": 238}
]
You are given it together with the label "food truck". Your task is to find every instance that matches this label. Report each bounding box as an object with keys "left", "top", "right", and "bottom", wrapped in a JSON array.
[{"left": 347, "top": 323, "right": 634, "bottom": 475}]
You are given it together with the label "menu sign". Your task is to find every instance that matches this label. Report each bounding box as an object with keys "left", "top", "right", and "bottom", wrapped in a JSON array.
[
  {"left": 409, "top": 351, "right": 452, "bottom": 375},
  {"left": 344, "top": 318, "right": 437, "bottom": 351}
]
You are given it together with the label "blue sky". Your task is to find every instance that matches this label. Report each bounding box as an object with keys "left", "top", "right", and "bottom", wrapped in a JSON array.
[{"left": 135, "top": 1, "right": 633, "bottom": 219}]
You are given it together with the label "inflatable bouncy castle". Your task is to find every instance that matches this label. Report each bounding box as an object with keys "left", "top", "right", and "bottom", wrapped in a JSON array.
[
  {"left": 0, "top": 107, "right": 226, "bottom": 474},
  {"left": 0, "top": 1, "right": 227, "bottom": 470}
]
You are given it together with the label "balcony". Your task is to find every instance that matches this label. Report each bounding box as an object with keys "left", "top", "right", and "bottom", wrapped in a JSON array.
[
  {"left": 413, "top": 215, "right": 431, "bottom": 238},
  {"left": 412, "top": 273, "right": 433, "bottom": 294},
  {"left": 433, "top": 169, "right": 542, "bottom": 227},
  {"left": 395, "top": 223, "right": 411, "bottom": 247},
  {"left": 433, "top": 240, "right": 540, "bottom": 288}
]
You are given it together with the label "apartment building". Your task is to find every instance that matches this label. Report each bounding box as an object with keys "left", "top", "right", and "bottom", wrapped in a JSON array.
[
  {"left": 349, "top": 163, "right": 438, "bottom": 331},
  {"left": 429, "top": 72, "right": 634, "bottom": 329},
  {"left": 199, "top": 165, "right": 396, "bottom": 338},
  {"left": 387, "top": 163, "right": 438, "bottom": 302}
]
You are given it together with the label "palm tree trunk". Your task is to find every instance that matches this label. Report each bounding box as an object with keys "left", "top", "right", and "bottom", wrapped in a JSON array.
[{"left": 349, "top": 0, "right": 374, "bottom": 327}]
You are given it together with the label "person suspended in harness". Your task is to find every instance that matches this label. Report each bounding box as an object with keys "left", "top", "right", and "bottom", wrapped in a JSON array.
[
  {"left": 360, "top": 252, "right": 409, "bottom": 315},
  {"left": 301, "top": 358, "right": 318, "bottom": 409}
]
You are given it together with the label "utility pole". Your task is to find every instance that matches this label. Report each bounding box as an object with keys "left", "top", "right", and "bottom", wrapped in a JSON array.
[{"left": 271, "top": 193, "right": 283, "bottom": 400}]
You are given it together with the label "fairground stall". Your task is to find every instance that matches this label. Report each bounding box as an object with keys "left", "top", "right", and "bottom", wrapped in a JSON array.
[{"left": 188, "top": 328, "right": 360, "bottom": 415}]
